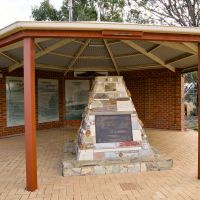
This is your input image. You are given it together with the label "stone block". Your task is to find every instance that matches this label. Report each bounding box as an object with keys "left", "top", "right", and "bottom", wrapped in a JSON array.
[
  {"left": 145, "top": 162, "right": 158, "bottom": 171},
  {"left": 134, "top": 163, "right": 141, "bottom": 172},
  {"left": 71, "top": 168, "right": 81, "bottom": 176},
  {"left": 62, "top": 146, "right": 173, "bottom": 176},
  {"left": 105, "top": 165, "right": 113, "bottom": 174},
  {"left": 94, "top": 152, "right": 105, "bottom": 160},
  {"left": 63, "top": 169, "right": 73, "bottom": 176},
  {"left": 141, "top": 163, "right": 147, "bottom": 172},
  {"left": 128, "top": 163, "right": 140, "bottom": 173},
  {"left": 63, "top": 168, "right": 82, "bottom": 176},
  {"left": 63, "top": 162, "right": 73, "bottom": 169},
  {"left": 157, "top": 159, "right": 173, "bottom": 170},
  {"left": 127, "top": 165, "right": 135, "bottom": 173},
  {"left": 81, "top": 167, "right": 93, "bottom": 175},
  {"left": 119, "top": 165, "right": 128, "bottom": 173},
  {"left": 112, "top": 165, "right": 120, "bottom": 173},
  {"left": 78, "top": 149, "right": 94, "bottom": 160},
  {"left": 94, "top": 166, "right": 106, "bottom": 175}
]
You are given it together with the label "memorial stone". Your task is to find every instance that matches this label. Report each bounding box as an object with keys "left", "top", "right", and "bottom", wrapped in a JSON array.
[
  {"left": 76, "top": 76, "right": 151, "bottom": 161},
  {"left": 62, "top": 76, "right": 173, "bottom": 176}
]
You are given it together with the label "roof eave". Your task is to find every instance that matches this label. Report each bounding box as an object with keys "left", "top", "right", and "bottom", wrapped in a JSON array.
[{"left": 1, "top": 21, "right": 200, "bottom": 40}]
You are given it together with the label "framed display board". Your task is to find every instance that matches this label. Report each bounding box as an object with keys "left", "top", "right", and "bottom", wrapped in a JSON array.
[
  {"left": 38, "top": 79, "right": 59, "bottom": 123},
  {"left": 6, "top": 76, "right": 24, "bottom": 127},
  {"left": 65, "top": 80, "right": 90, "bottom": 120}
]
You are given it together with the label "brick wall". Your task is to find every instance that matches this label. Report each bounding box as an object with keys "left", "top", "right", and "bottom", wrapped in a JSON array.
[
  {"left": 0, "top": 68, "right": 184, "bottom": 137},
  {"left": 122, "top": 69, "right": 184, "bottom": 130},
  {"left": 0, "top": 69, "right": 65, "bottom": 137}
]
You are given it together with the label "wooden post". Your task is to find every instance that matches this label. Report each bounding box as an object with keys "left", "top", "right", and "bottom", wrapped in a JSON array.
[
  {"left": 198, "top": 43, "right": 200, "bottom": 179},
  {"left": 24, "top": 37, "right": 37, "bottom": 191}
]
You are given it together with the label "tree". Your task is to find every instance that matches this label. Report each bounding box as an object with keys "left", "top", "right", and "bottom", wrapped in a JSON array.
[
  {"left": 61, "top": 0, "right": 97, "bottom": 21},
  {"left": 185, "top": 71, "right": 198, "bottom": 98},
  {"left": 93, "top": 0, "right": 125, "bottom": 22},
  {"left": 184, "top": 71, "right": 198, "bottom": 116},
  {"left": 32, "top": 0, "right": 62, "bottom": 21},
  {"left": 130, "top": 0, "right": 200, "bottom": 26},
  {"left": 32, "top": 0, "right": 126, "bottom": 22}
]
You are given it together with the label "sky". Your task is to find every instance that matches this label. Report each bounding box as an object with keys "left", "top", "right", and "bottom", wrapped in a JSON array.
[{"left": 0, "top": 0, "right": 64, "bottom": 29}]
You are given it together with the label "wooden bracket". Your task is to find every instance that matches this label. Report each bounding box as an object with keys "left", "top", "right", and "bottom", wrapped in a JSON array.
[{"left": 102, "top": 30, "right": 143, "bottom": 37}]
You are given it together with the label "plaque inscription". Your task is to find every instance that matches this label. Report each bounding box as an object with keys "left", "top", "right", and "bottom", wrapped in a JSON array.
[{"left": 95, "top": 115, "right": 133, "bottom": 143}]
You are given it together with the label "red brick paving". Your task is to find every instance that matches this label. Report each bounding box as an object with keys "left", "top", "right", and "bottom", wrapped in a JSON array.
[{"left": 0, "top": 127, "right": 199, "bottom": 200}]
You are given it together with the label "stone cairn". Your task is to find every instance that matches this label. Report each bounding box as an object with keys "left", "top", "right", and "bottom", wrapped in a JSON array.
[{"left": 63, "top": 76, "right": 173, "bottom": 176}]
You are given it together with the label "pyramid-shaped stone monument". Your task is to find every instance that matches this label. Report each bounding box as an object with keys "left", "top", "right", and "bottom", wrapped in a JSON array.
[
  {"left": 63, "top": 76, "right": 173, "bottom": 176},
  {"left": 77, "top": 76, "right": 149, "bottom": 160}
]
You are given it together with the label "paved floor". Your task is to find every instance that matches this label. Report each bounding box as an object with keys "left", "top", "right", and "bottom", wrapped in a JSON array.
[{"left": 0, "top": 127, "right": 199, "bottom": 200}]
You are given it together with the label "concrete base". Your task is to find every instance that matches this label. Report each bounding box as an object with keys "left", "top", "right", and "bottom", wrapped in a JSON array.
[{"left": 62, "top": 142, "right": 173, "bottom": 176}]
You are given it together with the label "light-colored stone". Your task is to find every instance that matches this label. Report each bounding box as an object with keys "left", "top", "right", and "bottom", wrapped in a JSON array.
[
  {"left": 119, "top": 165, "right": 128, "bottom": 173},
  {"left": 62, "top": 150, "right": 172, "bottom": 176},
  {"left": 112, "top": 165, "right": 120, "bottom": 173},
  {"left": 145, "top": 162, "right": 158, "bottom": 171},
  {"left": 81, "top": 167, "right": 93, "bottom": 175},
  {"left": 77, "top": 76, "right": 150, "bottom": 162},
  {"left": 63, "top": 162, "right": 73, "bottom": 169},
  {"left": 157, "top": 159, "right": 173, "bottom": 170},
  {"left": 71, "top": 168, "right": 81, "bottom": 176},
  {"left": 78, "top": 149, "right": 94, "bottom": 160},
  {"left": 94, "top": 166, "right": 106, "bottom": 175},
  {"left": 127, "top": 163, "right": 140, "bottom": 173},
  {"left": 141, "top": 163, "right": 147, "bottom": 172},
  {"left": 63, "top": 167, "right": 83, "bottom": 176},
  {"left": 134, "top": 163, "right": 141, "bottom": 172},
  {"left": 63, "top": 169, "right": 73, "bottom": 176},
  {"left": 105, "top": 165, "right": 113, "bottom": 174}
]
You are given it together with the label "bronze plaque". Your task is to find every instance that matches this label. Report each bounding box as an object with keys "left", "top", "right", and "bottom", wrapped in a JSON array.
[{"left": 95, "top": 115, "right": 133, "bottom": 143}]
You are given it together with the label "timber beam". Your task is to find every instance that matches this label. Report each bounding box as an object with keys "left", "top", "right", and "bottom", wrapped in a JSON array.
[
  {"left": 64, "top": 39, "right": 90, "bottom": 75},
  {"left": 104, "top": 39, "right": 120, "bottom": 75},
  {"left": 2, "top": 30, "right": 200, "bottom": 49},
  {"left": 122, "top": 40, "right": 175, "bottom": 72}
]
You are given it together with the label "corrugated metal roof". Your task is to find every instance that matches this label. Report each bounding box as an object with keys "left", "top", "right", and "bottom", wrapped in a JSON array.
[
  {"left": 152, "top": 46, "right": 185, "bottom": 62},
  {"left": 116, "top": 54, "right": 156, "bottom": 67},
  {"left": 36, "top": 54, "right": 71, "bottom": 67},
  {"left": 4, "top": 47, "right": 23, "bottom": 61},
  {"left": 53, "top": 41, "right": 81, "bottom": 55},
  {"left": 132, "top": 40, "right": 156, "bottom": 51},
  {"left": 0, "top": 53, "right": 15, "bottom": 68},
  {"left": 82, "top": 46, "right": 110, "bottom": 57},
  {"left": 110, "top": 42, "right": 139, "bottom": 56},
  {"left": 172, "top": 55, "right": 197, "bottom": 68}
]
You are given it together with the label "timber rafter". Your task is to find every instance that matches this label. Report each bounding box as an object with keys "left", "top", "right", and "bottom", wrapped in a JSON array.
[
  {"left": 122, "top": 40, "right": 175, "bottom": 72},
  {"left": 9, "top": 39, "right": 74, "bottom": 72}
]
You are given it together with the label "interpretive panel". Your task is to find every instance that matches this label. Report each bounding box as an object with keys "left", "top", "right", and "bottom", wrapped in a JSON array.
[
  {"left": 95, "top": 114, "right": 133, "bottom": 143},
  {"left": 65, "top": 80, "right": 90, "bottom": 120},
  {"left": 38, "top": 79, "right": 59, "bottom": 123},
  {"left": 6, "top": 76, "right": 24, "bottom": 127}
]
